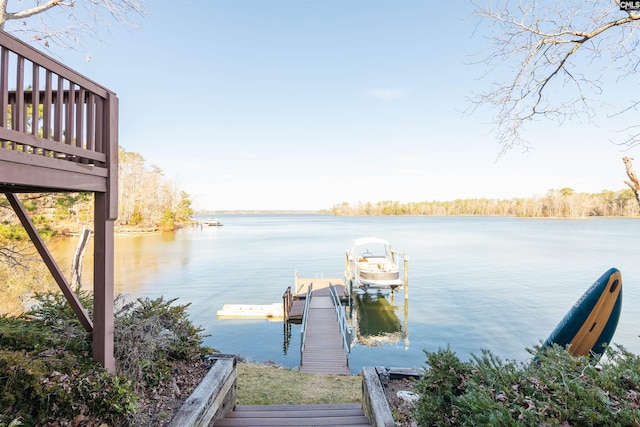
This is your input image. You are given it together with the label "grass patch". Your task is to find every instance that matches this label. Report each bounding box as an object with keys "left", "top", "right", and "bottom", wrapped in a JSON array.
[{"left": 237, "top": 362, "right": 362, "bottom": 405}]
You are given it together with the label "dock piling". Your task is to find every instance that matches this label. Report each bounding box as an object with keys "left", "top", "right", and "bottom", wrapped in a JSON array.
[{"left": 403, "top": 255, "right": 409, "bottom": 300}]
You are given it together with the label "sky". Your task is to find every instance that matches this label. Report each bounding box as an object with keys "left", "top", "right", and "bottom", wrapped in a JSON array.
[{"left": 11, "top": 0, "right": 640, "bottom": 211}]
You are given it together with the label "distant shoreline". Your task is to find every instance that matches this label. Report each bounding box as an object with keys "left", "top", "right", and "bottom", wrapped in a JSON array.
[
  {"left": 194, "top": 211, "right": 640, "bottom": 219},
  {"left": 196, "top": 210, "right": 327, "bottom": 215}
]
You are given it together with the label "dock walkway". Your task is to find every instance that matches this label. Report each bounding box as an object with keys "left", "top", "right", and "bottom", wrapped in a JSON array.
[{"left": 295, "top": 278, "right": 350, "bottom": 375}]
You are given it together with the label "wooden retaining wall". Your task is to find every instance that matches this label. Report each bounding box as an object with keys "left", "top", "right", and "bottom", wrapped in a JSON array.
[
  {"left": 168, "top": 354, "right": 237, "bottom": 427},
  {"left": 361, "top": 367, "right": 395, "bottom": 427}
]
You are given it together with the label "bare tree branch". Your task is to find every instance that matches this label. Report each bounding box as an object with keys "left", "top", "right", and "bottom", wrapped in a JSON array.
[
  {"left": 0, "top": 0, "right": 146, "bottom": 49},
  {"left": 1, "top": 1, "right": 73, "bottom": 29},
  {"left": 0, "top": 242, "right": 39, "bottom": 271},
  {"left": 470, "top": 0, "right": 640, "bottom": 153}
]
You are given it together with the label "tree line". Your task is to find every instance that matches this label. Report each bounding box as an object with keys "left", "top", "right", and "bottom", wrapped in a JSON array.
[
  {"left": 330, "top": 188, "right": 639, "bottom": 218},
  {"left": 117, "top": 147, "right": 193, "bottom": 231}
]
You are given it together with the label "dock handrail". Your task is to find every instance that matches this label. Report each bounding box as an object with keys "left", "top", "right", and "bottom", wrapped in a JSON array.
[
  {"left": 299, "top": 283, "right": 313, "bottom": 364},
  {"left": 329, "top": 283, "right": 352, "bottom": 356}
]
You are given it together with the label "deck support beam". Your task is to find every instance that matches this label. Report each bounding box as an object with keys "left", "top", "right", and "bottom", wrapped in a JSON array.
[
  {"left": 93, "top": 191, "right": 115, "bottom": 372},
  {"left": 4, "top": 192, "right": 94, "bottom": 333}
]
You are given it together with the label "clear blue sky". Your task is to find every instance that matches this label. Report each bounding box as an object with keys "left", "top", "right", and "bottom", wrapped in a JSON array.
[{"left": 22, "top": 1, "right": 638, "bottom": 210}]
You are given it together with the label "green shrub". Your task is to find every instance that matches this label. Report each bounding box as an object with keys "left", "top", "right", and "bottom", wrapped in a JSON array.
[
  {"left": 114, "top": 296, "right": 208, "bottom": 391},
  {"left": 0, "top": 349, "right": 137, "bottom": 426},
  {"left": 0, "top": 315, "right": 55, "bottom": 351},
  {"left": 0, "top": 353, "right": 46, "bottom": 423},
  {"left": 22, "top": 290, "right": 93, "bottom": 354},
  {"left": 413, "top": 344, "right": 640, "bottom": 426},
  {"left": 413, "top": 346, "right": 472, "bottom": 426},
  {"left": 0, "top": 291, "right": 209, "bottom": 426}
]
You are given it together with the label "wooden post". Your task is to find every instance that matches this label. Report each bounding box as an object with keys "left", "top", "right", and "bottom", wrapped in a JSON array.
[
  {"left": 282, "top": 286, "right": 292, "bottom": 322},
  {"left": 93, "top": 192, "right": 115, "bottom": 373},
  {"left": 403, "top": 255, "right": 409, "bottom": 300},
  {"left": 403, "top": 297, "right": 409, "bottom": 350},
  {"left": 345, "top": 252, "right": 350, "bottom": 285},
  {"left": 91, "top": 90, "right": 118, "bottom": 373},
  {"left": 283, "top": 291, "right": 287, "bottom": 322}
]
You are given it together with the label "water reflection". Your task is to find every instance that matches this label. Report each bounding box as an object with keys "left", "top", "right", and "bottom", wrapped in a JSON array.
[
  {"left": 351, "top": 291, "right": 409, "bottom": 350},
  {"left": 48, "top": 232, "right": 186, "bottom": 295},
  {"left": 283, "top": 322, "right": 292, "bottom": 355}
]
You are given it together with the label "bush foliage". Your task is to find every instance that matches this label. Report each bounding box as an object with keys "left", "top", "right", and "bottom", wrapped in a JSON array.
[
  {"left": 0, "top": 292, "right": 209, "bottom": 426},
  {"left": 414, "top": 344, "right": 640, "bottom": 426},
  {"left": 114, "top": 295, "right": 208, "bottom": 392}
]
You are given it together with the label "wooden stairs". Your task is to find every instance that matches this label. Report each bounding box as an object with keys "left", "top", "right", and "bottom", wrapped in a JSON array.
[{"left": 213, "top": 403, "right": 370, "bottom": 426}]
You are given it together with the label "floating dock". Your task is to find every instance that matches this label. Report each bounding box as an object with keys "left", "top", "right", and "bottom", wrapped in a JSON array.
[{"left": 216, "top": 303, "right": 284, "bottom": 320}]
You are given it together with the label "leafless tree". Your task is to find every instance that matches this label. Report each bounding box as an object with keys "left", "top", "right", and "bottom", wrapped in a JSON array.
[
  {"left": 470, "top": 0, "right": 640, "bottom": 154},
  {"left": 623, "top": 156, "right": 640, "bottom": 206},
  {"left": 0, "top": 0, "right": 146, "bottom": 49}
]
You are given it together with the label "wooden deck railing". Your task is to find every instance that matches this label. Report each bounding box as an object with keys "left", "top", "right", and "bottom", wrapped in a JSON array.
[{"left": 0, "top": 30, "right": 117, "bottom": 207}]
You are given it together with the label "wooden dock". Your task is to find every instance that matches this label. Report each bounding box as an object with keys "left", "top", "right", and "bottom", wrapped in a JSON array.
[
  {"left": 294, "top": 278, "right": 351, "bottom": 375},
  {"left": 203, "top": 278, "right": 389, "bottom": 426},
  {"left": 287, "top": 277, "right": 348, "bottom": 321}
]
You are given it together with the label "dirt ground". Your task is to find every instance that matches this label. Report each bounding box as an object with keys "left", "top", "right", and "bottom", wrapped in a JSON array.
[
  {"left": 131, "top": 358, "right": 211, "bottom": 427},
  {"left": 382, "top": 377, "right": 420, "bottom": 427}
]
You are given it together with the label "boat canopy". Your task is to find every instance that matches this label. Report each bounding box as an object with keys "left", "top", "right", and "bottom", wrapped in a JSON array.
[{"left": 351, "top": 237, "right": 392, "bottom": 247}]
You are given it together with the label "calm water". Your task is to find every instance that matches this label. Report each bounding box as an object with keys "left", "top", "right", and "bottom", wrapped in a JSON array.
[{"left": 49, "top": 215, "right": 640, "bottom": 374}]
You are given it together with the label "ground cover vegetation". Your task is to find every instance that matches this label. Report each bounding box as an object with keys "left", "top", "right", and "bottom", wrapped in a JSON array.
[
  {"left": 409, "top": 345, "right": 640, "bottom": 426},
  {"left": 0, "top": 291, "right": 211, "bottom": 426}
]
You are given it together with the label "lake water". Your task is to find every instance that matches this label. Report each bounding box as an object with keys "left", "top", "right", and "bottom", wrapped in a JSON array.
[{"left": 49, "top": 215, "right": 640, "bottom": 374}]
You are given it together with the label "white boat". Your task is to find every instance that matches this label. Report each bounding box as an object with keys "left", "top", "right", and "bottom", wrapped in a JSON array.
[
  {"left": 204, "top": 217, "right": 223, "bottom": 226},
  {"left": 346, "top": 237, "right": 405, "bottom": 291}
]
